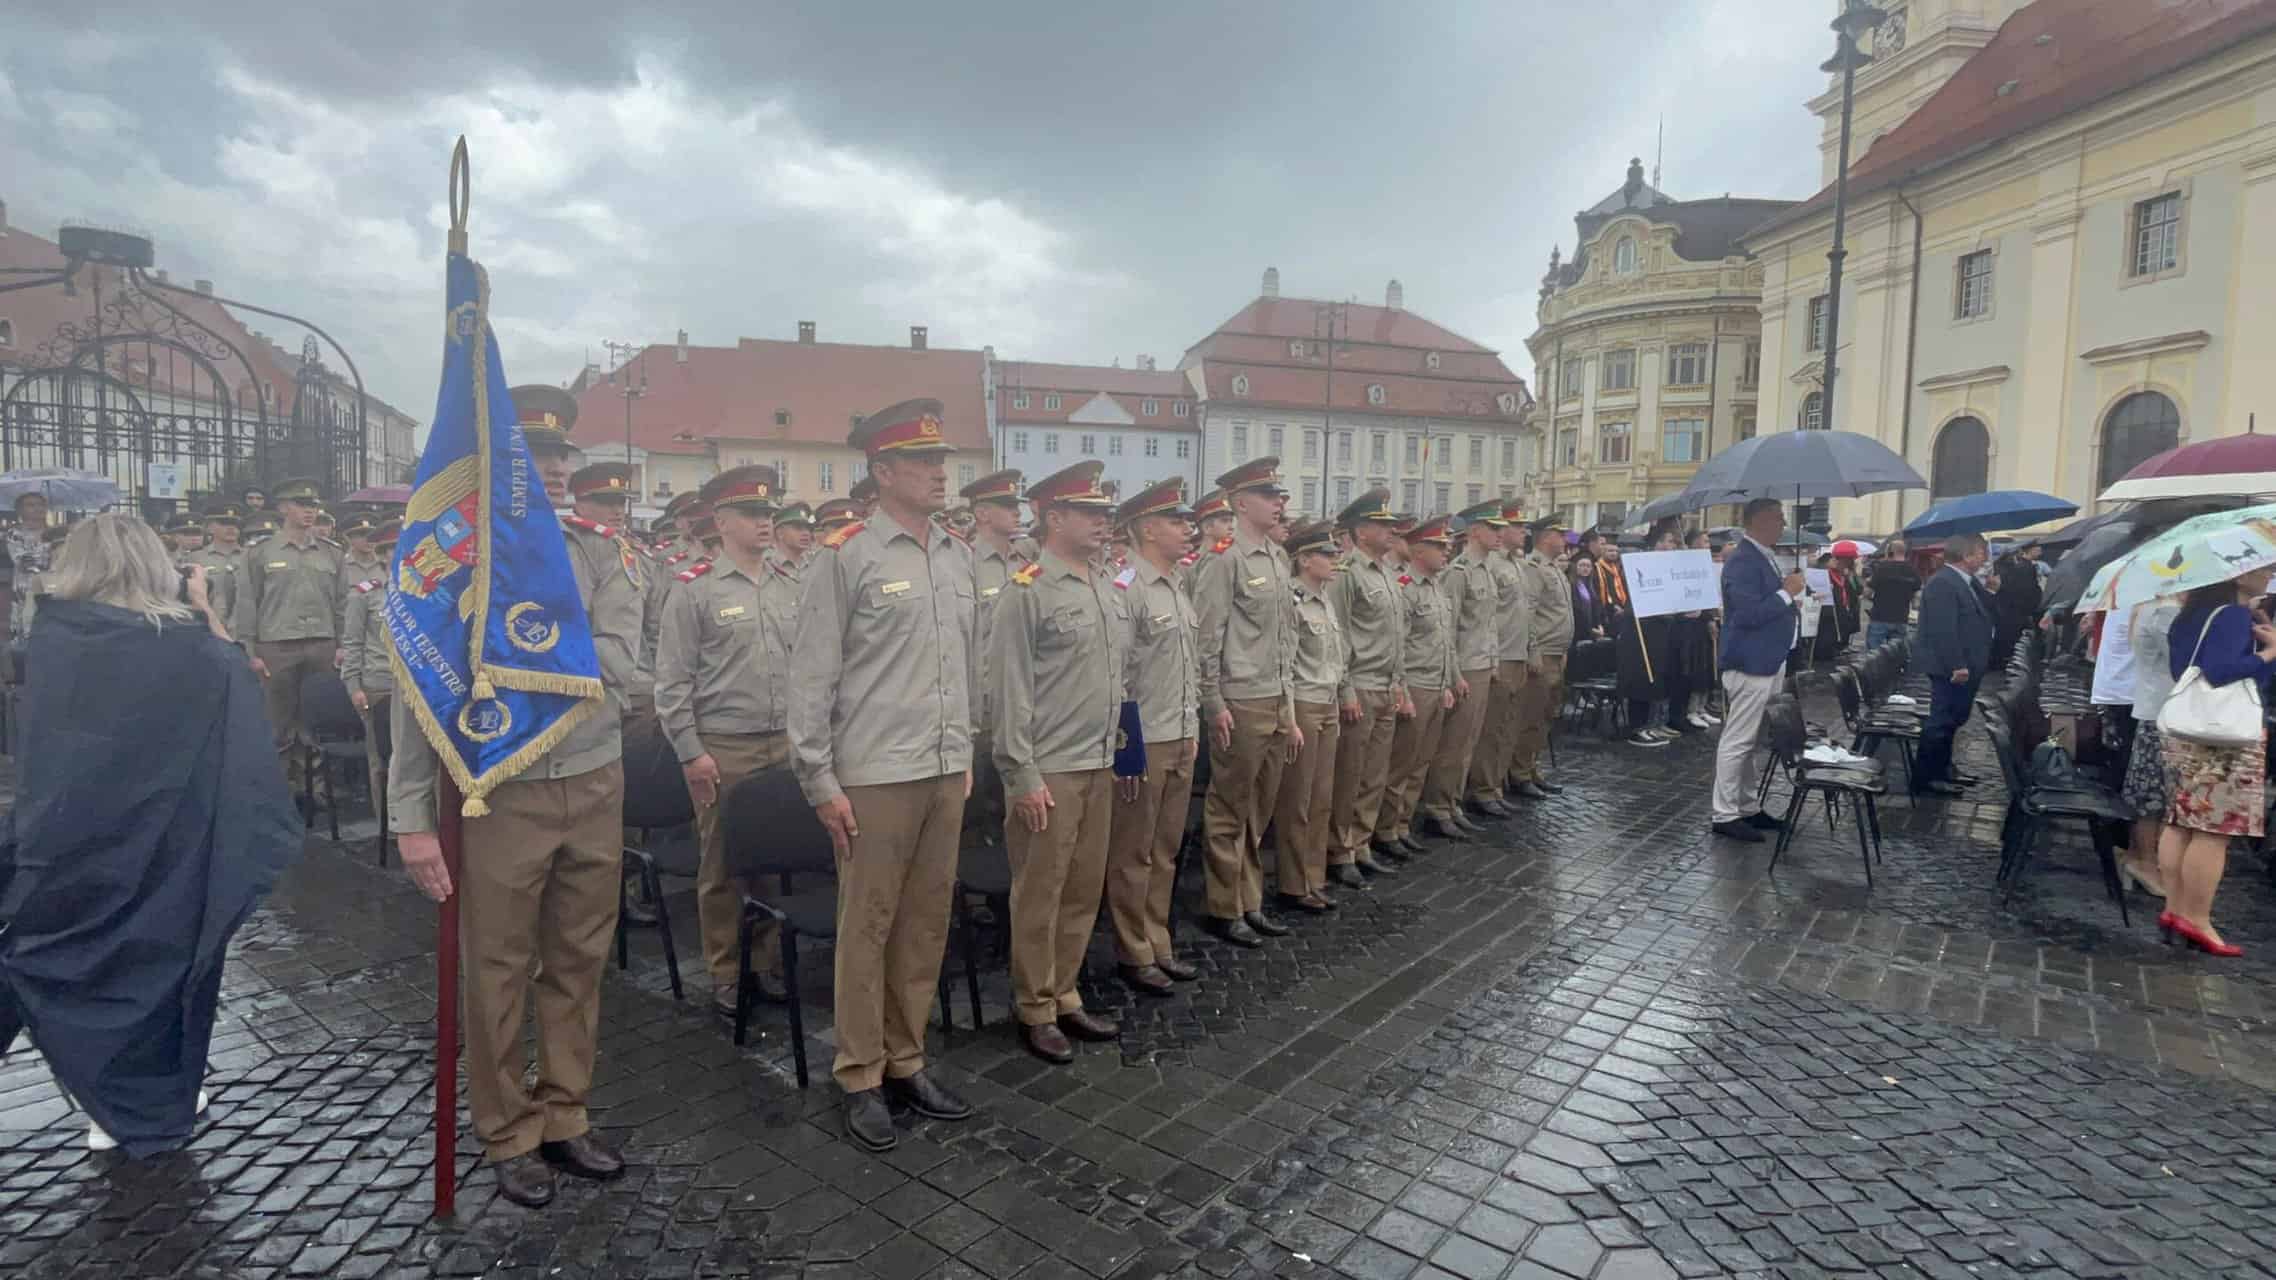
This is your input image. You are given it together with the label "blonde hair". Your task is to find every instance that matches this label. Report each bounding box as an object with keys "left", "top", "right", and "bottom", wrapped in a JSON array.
[{"left": 44, "top": 512, "right": 195, "bottom": 627}]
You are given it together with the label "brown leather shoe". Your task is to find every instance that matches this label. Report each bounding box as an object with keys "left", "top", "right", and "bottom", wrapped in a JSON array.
[
  {"left": 1156, "top": 955, "right": 1200, "bottom": 982},
  {"left": 493, "top": 1153, "right": 556, "bottom": 1207},
  {"left": 539, "top": 1132, "right": 625, "bottom": 1181},
  {"left": 1119, "top": 964, "right": 1175, "bottom": 996},
  {"left": 1057, "top": 1008, "right": 1120, "bottom": 1041},
  {"left": 1024, "top": 1022, "right": 1075, "bottom": 1064}
]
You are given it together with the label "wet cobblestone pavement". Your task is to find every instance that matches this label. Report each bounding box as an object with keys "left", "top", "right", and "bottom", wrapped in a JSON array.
[{"left": 5, "top": 685, "right": 2276, "bottom": 1279}]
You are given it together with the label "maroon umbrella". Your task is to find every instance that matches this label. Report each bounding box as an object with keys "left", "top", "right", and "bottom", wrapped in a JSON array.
[
  {"left": 343, "top": 484, "right": 412, "bottom": 505},
  {"left": 2100, "top": 430, "right": 2276, "bottom": 502}
]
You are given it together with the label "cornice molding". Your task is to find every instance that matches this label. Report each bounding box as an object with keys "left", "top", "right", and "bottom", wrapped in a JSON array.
[{"left": 2079, "top": 331, "right": 2211, "bottom": 366}]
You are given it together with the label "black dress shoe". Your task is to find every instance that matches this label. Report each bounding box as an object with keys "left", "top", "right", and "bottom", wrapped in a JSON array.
[
  {"left": 1156, "top": 955, "right": 1201, "bottom": 981},
  {"left": 539, "top": 1132, "right": 625, "bottom": 1181},
  {"left": 1328, "top": 864, "right": 1370, "bottom": 890},
  {"left": 1058, "top": 1008, "right": 1120, "bottom": 1041},
  {"left": 1710, "top": 819, "right": 1766, "bottom": 843},
  {"left": 1423, "top": 816, "right": 1470, "bottom": 840},
  {"left": 1369, "top": 839, "right": 1410, "bottom": 864},
  {"left": 1949, "top": 771, "right": 1983, "bottom": 786},
  {"left": 1531, "top": 780, "right": 1566, "bottom": 795},
  {"left": 844, "top": 1088, "right": 899, "bottom": 1150},
  {"left": 1395, "top": 836, "right": 1430, "bottom": 858},
  {"left": 1743, "top": 812, "right": 1787, "bottom": 832},
  {"left": 1916, "top": 780, "right": 1967, "bottom": 798},
  {"left": 1277, "top": 892, "right": 1332, "bottom": 915},
  {"left": 1449, "top": 812, "right": 1489, "bottom": 835},
  {"left": 1209, "top": 916, "right": 1264, "bottom": 948},
  {"left": 493, "top": 1153, "right": 556, "bottom": 1208},
  {"left": 1354, "top": 855, "right": 1400, "bottom": 877},
  {"left": 1510, "top": 781, "right": 1550, "bottom": 800},
  {"left": 1469, "top": 799, "right": 1513, "bottom": 819},
  {"left": 886, "top": 1069, "right": 974, "bottom": 1120},
  {"left": 1244, "top": 910, "right": 1291, "bottom": 937},
  {"left": 1120, "top": 963, "right": 1176, "bottom": 996},
  {"left": 1023, "top": 1022, "right": 1076, "bottom": 1064}
]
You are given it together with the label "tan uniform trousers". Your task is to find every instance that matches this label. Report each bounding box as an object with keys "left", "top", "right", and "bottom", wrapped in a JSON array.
[
  {"left": 693, "top": 730, "right": 792, "bottom": 991},
  {"left": 1469, "top": 660, "right": 1531, "bottom": 803},
  {"left": 832, "top": 773, "right": 963, "bottom": 1093},
  {"left": 357, "top": 695, "right": 391, "bottom": 833},
  {"left": 257, "top": 637, "right": 334, "bottom": 782},
  {"left": 1272, "top": 702, "right": 1341, "bottom": 898},
  {"left": 1005, "top": 768, "right": 1114, "bottom": 1025},
  {"left": 1377, "top": 693, "right": 1449, "bottom": 841},
  {"left": 1424, "top": 670, "right": 1494, "bottom": 821},
  {"left": 458, "top": 761, "right": 625, "bottom": 1163},
  {"left": 1509, "top": 654, "right": 1566, "bottom": 784},
  {"left": 1330, "top": 688, "right": 1399, "bottom": 864},
  {"left": 1107, "top": 739, "right": 1195, "bottom": 968},
  {"left": 1202, "top": 698, "right": 1287, "bottom": 919}
]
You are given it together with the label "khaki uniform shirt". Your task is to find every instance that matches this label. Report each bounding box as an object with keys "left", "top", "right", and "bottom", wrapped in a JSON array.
[
  {"left": 1445, "top": 550, "right": 1499, "bottom": 673},
  {"left": 759, "top": 549, "right": 805, "bottom": 640},
  {"left": 234, "top": 531, "right": 345, "bottom": 644},
  {"left": 971, "top": 538, "right": 1026, "bottom": 736},
  {"left": 990, "top": 551, "right": 1131, "bottom": 797},
  {"left": 656, "top": 557, "right": 792, "bottom": 761},
  {"left": 338, "top": 550, "right": 385, "bottom": 620},
  {"left": 1491, "top": 550, "right": 1533, "bottom": 663},
  {"left": 788, "top": 514, "right": 977, "bottom": 805},
  {"left": 1194, "top": 526, "right": 1295, "bottom": 720},
  {"left": 185, "top": 545, "right": 242, "bottom": 633},
  {"left": 1399, "top": 570, "right": 1458, "bottom": 690},
  {"left": 1288, "top": 579, "right": 1351, "bottom": 705},
  {"left": 1328, "top": 551, "right": 1406, "bottom": 694},
  {"left": 388, "top": 516, "right": 644, "bottom": 834},
  {"left": 1124, "top": 557, "right": 1200, "bottom": 746},
  {"left": 338, "top": 576, "right": 394, "bottom": 697},
  {"left": 1526, "top": 554, "right": 1575, "bottom": 658}
]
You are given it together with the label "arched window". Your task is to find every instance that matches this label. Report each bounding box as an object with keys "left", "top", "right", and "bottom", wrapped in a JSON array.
[
  {"left": 1797, "top": 391, "right": 1824, "bottom": 431},
  {"left": 1613, "top": 237, "right": 1638, "bottom": 274},
  {"left": 2099, "top": 391, "right": 2181, "bottom": 490},
  {"left": 1931, "top": 416, "right": 1989, "bottom": 499}
]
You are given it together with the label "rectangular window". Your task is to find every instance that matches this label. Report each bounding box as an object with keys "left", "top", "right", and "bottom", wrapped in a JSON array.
[
  {"left": 1598, "top": 501, "right": 1628, "bottom": 531},
  {"left": 1558, "top": 428, "right": 1580, "bottom": 467},
  {"left": 655, "top": 476, "right": 672, "bottom": 495},
  {"left": 818, "top": 461, "right": 835, "bottom": 493},
  {"left": 1597, "top": 421, "right": 1632, "bottom": 464},
  {"left": 1662, "top": 417, "right": 1706, "bottom": 463},
  {"left": 1176, "top": 439, "right": 1191, "bottom": 459},
  {"left": 1372, "top": 433, "right": 1388, "bottom": 467},
  {"left": 1269, "top": 425, "right": 1284, "bottom": 455},
  {"left": 1736, "top": 413, "right": 1757, "bottom": 441},
  {"left": 1043, "top": 433, "right": 1060, "bottom": 455},
  {"left": 1079, "top": 434, "right": 1097, "bottom": 455},
  {"left": 957, "top": 464, "right": 975, "bottom": 489},
  {"left": 1303, "top": 430, "right": 1319, "bottom": 463},
  {"left": 1405, "top": 434, "right": 1421, "bottom": 466},
  {"left": 1666, "top": 342, "right": 1708, "bottom": 387},
  {"left": 1173, "top": 401, "right": 1190, "bottom": 418},
  {"left": 1044, "top": 393, "right": 1062, "bottom": 410},
  {"left": 1955, "top": 249, "right": 1993, "bottom": 318},
  {"left": 2132, "top": 192, "right": 2181, "bottom": 277},
  {"left": 1337, "top": 431, "right": 1354, "bottom": 464},
  {"left": 1434, "top": 482, "right": 1451, "bottom": 512},
  {"left": 1600, "top": 349, "right": 1635, "bottom": 391},
  {"left": 1232, "top": 424, "right": 1249, "bottom": 456},
  {"left": 1335, "top": 477, "right": 1353, "bottom": 506},
  {"left": 1302, "top": 478, "right": 1319, "bottom": 510},
  {"left": 1467, "top": 436, "right": 1484, "bottom": 468},
  {"left": 1142, "top": 399, "right": 1158, "bottom": 416},
  {"left": 1560, "top": 357, "right": 1584, "bottom": 398},
  {"left": 1806, "top": 295, "right": 1828, "bottom": 352},
  {"left": 1466, "top": 483, "right": 1483, "bottom": 505},
  {"left": 1011, "top": 393, "right": 1030, "bottom": 410},
  {"left": 1143, "top": 436, "right": 1159, "bottom": 457},
  {"left": 1436, "top": 437, "right": 1453, "bottom": 473},
  {"left": 1108, "top": 436, "right": 1123, "bottom": 456},
  {"left": 774, "top": 409, "right": 790, "bottom": 426},
  {"left": 1401, "top": 479, "right": 1420, "bottom": 512},
  {"left": 1011, "top": 431, "right": 1029, "bottom": 452},
  {"left": 1501, "top": 439, "right": 1517, "bottom": 472},
  {"left": 1740, "top": 340, "right": 1761, "bottom": 388}
]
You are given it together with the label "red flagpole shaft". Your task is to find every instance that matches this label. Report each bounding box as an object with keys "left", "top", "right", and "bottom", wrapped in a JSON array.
[{"left": 435, "top": 777, "right": 464, "bottom": 1220}]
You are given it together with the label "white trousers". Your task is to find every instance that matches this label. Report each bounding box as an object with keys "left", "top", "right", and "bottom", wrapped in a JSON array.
[{"left": 1711, "top": 669, "right": 1782, "bottom": 824}]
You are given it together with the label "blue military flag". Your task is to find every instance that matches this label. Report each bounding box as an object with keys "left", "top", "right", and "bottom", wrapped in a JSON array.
[{"left": 387, "top": 146, "right": 604, "bottom": 817}]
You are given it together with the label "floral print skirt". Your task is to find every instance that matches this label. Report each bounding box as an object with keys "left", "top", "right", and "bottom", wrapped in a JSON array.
[
  {"left": 2121, "top": 723, "right": 2170, "bottom": 821},
  {"left": 2163, "top": 734, "right": 2266, "bottom": 838}
]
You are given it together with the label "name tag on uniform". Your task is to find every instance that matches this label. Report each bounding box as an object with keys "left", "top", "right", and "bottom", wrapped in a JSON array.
[
  {"left": 266, "top": 561, "right": 288, "bottom": 570},
  {"left": 1152, "top": 613, "right": 1172, "bottom": 625},
  {"left": 981, "top": 586, "right": 1001, "bottom": 598},
  {"left": 1246, "top": 576, "right": 1268, "bottom": 588},
  {"left": 881, "top": 580, "right": 911, "bottom": 596},
  {"left": 716, "top": 605, "right": 747, "bottom": 620}
]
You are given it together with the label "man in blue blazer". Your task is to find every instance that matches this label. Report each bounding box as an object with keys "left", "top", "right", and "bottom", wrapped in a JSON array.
[
  {"left": 1911, "top": 531, "right": 1996, "bottom": 796},
  {"left": 1710, "top": 499, "right": 1807, "bottom": 842}
]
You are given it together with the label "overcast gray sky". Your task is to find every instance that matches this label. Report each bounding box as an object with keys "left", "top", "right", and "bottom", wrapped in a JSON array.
[{"left": 2, "top": 1, "right": 1832, "bottom": 421}]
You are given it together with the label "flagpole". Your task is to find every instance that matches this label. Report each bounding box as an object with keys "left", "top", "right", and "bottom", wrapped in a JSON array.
[{"left": 436, "top": 781, "right": 462, "bottom": 1218}]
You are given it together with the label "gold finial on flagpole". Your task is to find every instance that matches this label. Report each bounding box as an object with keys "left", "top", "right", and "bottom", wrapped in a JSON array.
[{"left": 448, "top": 136, "right": 470, "bottom": 255}]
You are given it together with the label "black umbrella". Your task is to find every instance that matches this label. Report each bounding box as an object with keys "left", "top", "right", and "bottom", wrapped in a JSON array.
[
  {"left": 2040, "top": 496, "right": 2250, "bottom": 614},
  {"left": 1639, "top": 430, "right": 1926, "bottom": 562}
]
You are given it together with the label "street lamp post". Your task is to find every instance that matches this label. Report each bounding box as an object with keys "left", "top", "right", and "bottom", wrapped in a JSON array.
[
  {"left": 604, "top": 340, "right": 648, "bottom": 507},
  {"left": 1816, "top": 0, "right": 1885, "bottom": 442}
]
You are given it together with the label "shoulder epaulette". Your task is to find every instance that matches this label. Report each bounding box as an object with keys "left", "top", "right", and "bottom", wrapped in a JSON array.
[
  {"left": 353, "top": 578, "right": 384, "bottom": 594},
  {"left": 772, "top": 558, "right": 797, "bottom": 578},
  {"left": 676, "top": 559, "right": 714, "bottom": 583},
  {"left": 664, "top": 550, "right": 690, "bottom": 566},
  {"left": 1398, "top": 573, "right": 1414, "bottom": 586},
  {"left": 1177, "top": 551, "right": 1199, "bottom": 567},
  {"left": 1211, "top": 536, "right": 1233, "bottom": 556},
  {"left": 562, "top": 514, "right": 617, "bottom": 538},
  {"left": 1011, "top": 562, "right": 1043, "bottom": 586},
  {"left": 824, "top": 521, "right": 865, "bottom": 549},
  {"left": 1113, "top": 565, "right": 1137, "bottom": 591}
]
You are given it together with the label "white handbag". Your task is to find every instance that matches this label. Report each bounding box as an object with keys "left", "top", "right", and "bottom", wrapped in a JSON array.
[{"left": 2157, "top": 605, "right": 2266, "bottom": 748}]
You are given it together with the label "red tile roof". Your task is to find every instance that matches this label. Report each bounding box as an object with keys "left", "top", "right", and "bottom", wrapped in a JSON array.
[
  {"left": 568, "top": 337, "right": 989, "bottom": 457},
  {"left": 994, "top": 360, "right": 1198, "bottom": 430},
  {"left": 996, "top": 360, "right": 1190, "bottom": 398},
  {"left": 1193, "top": 296, "right": 1494, "bottom": 355},
  {"left": 1752, "top": 0, "right": 2276, "bottom": 239},
  {"left": 1195, "top": 364, "right": 1526, "bottom": 422},
  {"left": 1180, "top": 294, "right": 1531, "bottom": 422}
]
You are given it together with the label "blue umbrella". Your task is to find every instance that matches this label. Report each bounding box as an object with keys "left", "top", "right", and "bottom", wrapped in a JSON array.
[{"left": 1901, "top": 489, "right": 2077, "bottom": 541}]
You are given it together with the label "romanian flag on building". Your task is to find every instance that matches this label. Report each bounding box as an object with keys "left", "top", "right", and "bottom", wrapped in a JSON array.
[{"left": 387, "top": 143, "right": 604, "bottom": 816}]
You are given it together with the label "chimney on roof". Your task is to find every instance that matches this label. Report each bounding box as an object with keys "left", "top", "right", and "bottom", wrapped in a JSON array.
[
  {"left": 194, "top": 279, "right": 213, "bottom": 296},
  {"left": 910, "top": 325, "right": 928, "bottom": 351},
  {"left": 1262, "top": 267, "right": 1279, "bottom": 298},
  {"left": 797, "top": 320, "right": 816, "bottom": 344},
  {"left": 1136, "top": 354, "right": 1156, "bottom": 371},
  {"left": 676, "top": 329, "right": 689, "bottom": 363},
  {"left": 1386, "top": 279, "right": 1404, "bottom": 311}
]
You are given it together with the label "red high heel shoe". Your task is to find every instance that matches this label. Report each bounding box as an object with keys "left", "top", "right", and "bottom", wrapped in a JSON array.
[
  {"left": 2167, "top": 915, "right": 2243, "bottom": 958},
  {"left": 2157, "top": 910, "right": 2179, "bottom": 945}
]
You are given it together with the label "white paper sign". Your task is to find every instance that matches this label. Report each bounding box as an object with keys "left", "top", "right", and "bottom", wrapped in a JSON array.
[
  {"left": 146, "top": 462, "right": 186, "bottom": 500},
  {"left": 1804, "top": 567, "right": 1834, "bottom": 598},
  {"left": 1620, "top": 549, "right": 1721, "bottom": 619}
]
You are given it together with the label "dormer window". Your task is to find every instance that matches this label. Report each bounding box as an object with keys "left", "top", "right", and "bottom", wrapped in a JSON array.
[
  {"left": 1425, "top": 351, "right": 1441, "bottom": 370},
  {"left": 1613, "top": 237, "right": 1639, "bottom": 274},
  {"left": 1496, "top": 392, "right": 1518, "bottom": 414},
  {"left": 1366, "top": 384, "right": 1387, "bottom": 406},
  {"left": 1289, "top": 339, "right": 1308, "bottom": 358},
  {"left": 1231, "top": 374, "right": 1250, "bottom": 396}
]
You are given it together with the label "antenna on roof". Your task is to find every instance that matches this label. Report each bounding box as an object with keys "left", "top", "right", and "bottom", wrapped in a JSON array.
[{"left": 1652, "top": 116, "right": 1663, "bottom": 192}]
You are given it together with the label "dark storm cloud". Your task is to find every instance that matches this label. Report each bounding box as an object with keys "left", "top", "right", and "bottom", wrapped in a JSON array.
[{"left": 3, "top": 2, "right": 1830, "bottom": 419}]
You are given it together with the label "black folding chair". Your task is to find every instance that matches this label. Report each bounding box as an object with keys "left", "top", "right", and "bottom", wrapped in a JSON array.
[
  {"left": 1980, "top": 703, "right": 2130, "bottom": 923},
  {"left": 721, "top": 767, "right": 841, "bottom": 1087},
  {"left": 617, "top": 722, "right": 690, "bottom": 1001},
  {"left": 299, "top": 669, "right": 371, "bottom": 847},
  {"left": 1761, "top": 693, "right": 1889, "bottom": 885}
]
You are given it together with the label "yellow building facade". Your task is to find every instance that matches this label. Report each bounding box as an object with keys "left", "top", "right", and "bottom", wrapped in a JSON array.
[
  {"left": 1746, "top": 0, "right": 2276, "bottom": 532},
  {"left": 1525, "top": 163, "right": 1795, "bottom": 531}
]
